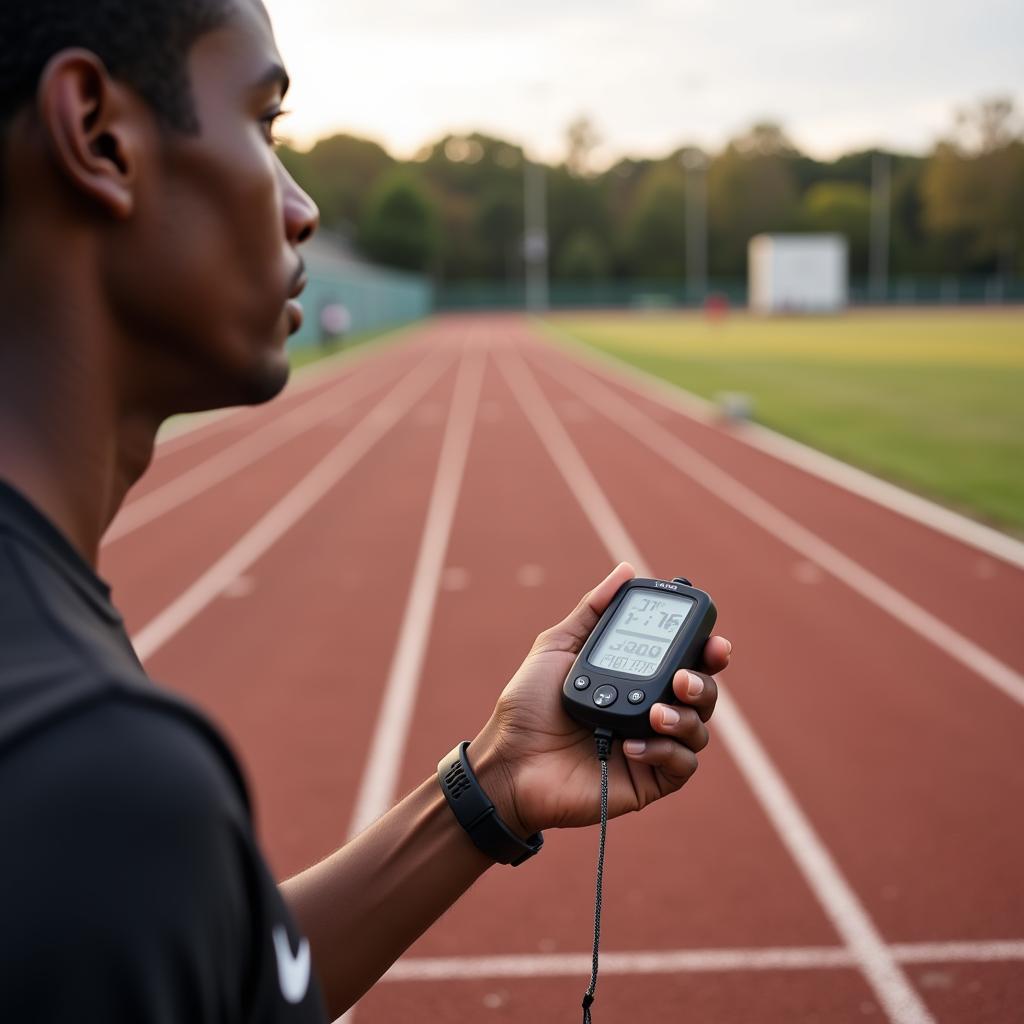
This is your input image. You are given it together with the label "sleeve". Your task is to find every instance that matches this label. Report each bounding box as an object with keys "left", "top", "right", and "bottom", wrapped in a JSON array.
[{"left": 0, "top": 699, "right": 261, "bottom": 1023}]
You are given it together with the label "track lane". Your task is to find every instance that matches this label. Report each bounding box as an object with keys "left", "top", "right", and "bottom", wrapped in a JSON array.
[
  {"left": 517, "top": 331, "right": 1024, "bottom": 947},
  {"left": 124, "top": 330, "right": 423, "bottom": 504},
  {"left": 138, "top": 358, "right": 461, "bottom": 878},
  {"left": 537, "top": 328, "right": 1024, "bottom": 664},
  {"left": 355, "top": 352, "right": 886, "bottom": 1022},
  {"left": 101, "top": 346, "right": 439, "bottom": 632},
  {"left": 107, "top": 350, "right": 416, "bottom": 543},
  {"left": 494, "top": 347, "right": 935, "bottom": 1024},
  {"left": 363, "top": 970, "right": 880, "bottom": 1023},
  {"left": 525, "top": 338, "right": 1024, "bottom": 710},
  {"left": 98, "top": 313, "right": 1023, "bottom": 1022}
]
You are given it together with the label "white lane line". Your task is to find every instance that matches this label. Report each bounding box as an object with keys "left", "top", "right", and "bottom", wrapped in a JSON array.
[
  {"left": 890, "top": 940, "right": 1024, "bottom": 963},
  {"left": 533, "top": 351, "right": 1024, "bottom": 711},
  {"left": 539, "top": 319, "right": 1024, "bottom": 571},
  {"left": 131, "top": 354, "right": 450, "bottom": 663},
  {"left": 153, "top": 319, "right": 424, "bottom": 453},
  {"left": 497, "top": 350, "right": 936, "bottom": 1024},
  {"left": 383, "top": 939, "right": 1024, "bottom": 981},
  {"left": 108, "top": 357, "right": 407, "bottom": 542},
  {"left": 347, "top": 348, "right": 486, "bottom": 838}
]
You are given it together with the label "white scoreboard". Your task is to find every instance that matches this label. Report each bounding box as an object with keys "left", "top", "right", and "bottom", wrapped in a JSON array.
[{"left": 748, "top": 233, "right": 848, "bottom": 314}]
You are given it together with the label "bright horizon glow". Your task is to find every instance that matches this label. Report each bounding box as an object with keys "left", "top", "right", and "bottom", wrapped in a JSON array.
[{"left": 263, "top": 0, "right": 1024, "bottom": 166}]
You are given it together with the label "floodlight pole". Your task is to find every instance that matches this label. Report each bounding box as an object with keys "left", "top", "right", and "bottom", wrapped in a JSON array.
[
  {"left": 682, "top": 147, "right": 709, "bottom": 305},
  {"left": 523, "top": 158, "right": 549, "bottom": 312},
  {"left": 870, "top": 151, "right": 891, "bottom": 303}
]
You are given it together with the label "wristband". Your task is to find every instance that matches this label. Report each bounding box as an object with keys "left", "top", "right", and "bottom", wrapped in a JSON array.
[{"left": 437, "top": 742, "right": 543, "bottom": 866}]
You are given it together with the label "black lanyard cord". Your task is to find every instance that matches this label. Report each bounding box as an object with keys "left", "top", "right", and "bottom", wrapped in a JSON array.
[{"left": 583, "top": 729, "right": 613, "bottom": 1024}]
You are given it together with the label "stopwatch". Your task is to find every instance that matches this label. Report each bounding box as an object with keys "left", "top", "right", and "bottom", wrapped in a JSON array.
[{"left": 561, "top": 576, "right": 717, "bottom": 738}]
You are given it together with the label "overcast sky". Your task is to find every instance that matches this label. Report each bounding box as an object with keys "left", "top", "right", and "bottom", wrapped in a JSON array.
[{"left": 262, "top": 0, "right": 1024, "bottom": 165}]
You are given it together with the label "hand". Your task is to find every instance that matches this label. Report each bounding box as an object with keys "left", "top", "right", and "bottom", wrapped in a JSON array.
[{"left": 470, "top": 562, "right": 731, "bottom": 838}]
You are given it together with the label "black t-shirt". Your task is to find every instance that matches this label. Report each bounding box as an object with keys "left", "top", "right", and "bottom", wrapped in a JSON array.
[{"left": 0, "top": 481, "right": 326, "bottom": 1023}]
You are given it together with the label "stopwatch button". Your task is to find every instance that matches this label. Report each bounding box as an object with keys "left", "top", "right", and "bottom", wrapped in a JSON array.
[
  {"left": 573, "top": 675, "right": 591, "bottom": 690},
  {"left": 627, "top": 689, "right": 645, "bottom": 704},
  {"left": 672, "top": 577, "right": 692, "bottom": 586},
  {"left": 593, "top": 685, "right": 618, "bottom": 707}
]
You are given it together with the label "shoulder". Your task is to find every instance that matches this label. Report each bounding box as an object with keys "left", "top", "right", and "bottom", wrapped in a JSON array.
[
  {"left": 0, "top": 696, "right": 259, "bottom": 1020},
  {"left": 2, "top": 692, "right": 253, "bottom": 865}
]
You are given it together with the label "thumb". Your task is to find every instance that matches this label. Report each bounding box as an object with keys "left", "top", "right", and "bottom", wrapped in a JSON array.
[{"left": 534, "top": 562, "right": 636, "bottom": 655}]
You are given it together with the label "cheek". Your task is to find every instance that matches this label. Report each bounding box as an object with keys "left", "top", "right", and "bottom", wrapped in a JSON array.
[
  {"left": 219, "top": 147, "right": 287, "bottom": 291},
  {"left": 191, "top": 142, "right": 287, "bottom": 331},
  {"left": 116, "top": 138, "right": 289, "bottom": 354}
]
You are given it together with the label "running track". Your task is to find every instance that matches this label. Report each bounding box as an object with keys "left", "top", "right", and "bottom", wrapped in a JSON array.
[{"left": 99, "top": 314, "right": 1024, "bottom": 1024}]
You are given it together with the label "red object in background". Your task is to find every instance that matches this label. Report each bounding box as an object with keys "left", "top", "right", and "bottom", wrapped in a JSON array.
[{"left": 704, "top": 292, "right": 730, "bottom": 321}]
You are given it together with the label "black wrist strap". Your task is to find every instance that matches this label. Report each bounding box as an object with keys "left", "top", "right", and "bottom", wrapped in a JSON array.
[{"left": 437, "top": 742, "right": 543, "bottom": 866}]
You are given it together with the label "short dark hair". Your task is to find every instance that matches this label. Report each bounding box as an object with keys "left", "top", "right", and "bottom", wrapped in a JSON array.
[{"left": 0, "top": 0, "right": 233, "bottom": 137}]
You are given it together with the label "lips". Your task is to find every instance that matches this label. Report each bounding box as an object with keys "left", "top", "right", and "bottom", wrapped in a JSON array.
[{"left": 285, "top": 270, "right": 307, "bottom": 335}]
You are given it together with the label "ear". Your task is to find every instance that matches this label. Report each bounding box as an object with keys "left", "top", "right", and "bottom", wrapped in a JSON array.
[{"left": 36, "top": 48, "right": 143, "bottom": 220}]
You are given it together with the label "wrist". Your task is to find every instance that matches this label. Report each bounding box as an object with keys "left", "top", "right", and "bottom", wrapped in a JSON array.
[
  {"left": 437, "top": 738, "right": 542, "bottom": 866},
  {"left": 467, "top": 730, "right": 531, "bottom": 841}
]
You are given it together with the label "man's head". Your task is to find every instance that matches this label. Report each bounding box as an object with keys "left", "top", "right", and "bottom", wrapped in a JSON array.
[{"left": 0, "top": 0, "right": 319, "bottom": 413}]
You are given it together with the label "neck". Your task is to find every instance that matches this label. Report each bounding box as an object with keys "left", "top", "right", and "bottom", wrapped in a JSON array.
[{"left": 0, "top": 242, "right": 161, "bottom": 567}]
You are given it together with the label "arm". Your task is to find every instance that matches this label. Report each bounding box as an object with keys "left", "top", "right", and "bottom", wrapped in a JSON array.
[
  {"left": 282, "top": 562, "right": 731, "bottom": 1018},
  {"left": 280, "top": 769, "right": 493, "bottom": 1016}
]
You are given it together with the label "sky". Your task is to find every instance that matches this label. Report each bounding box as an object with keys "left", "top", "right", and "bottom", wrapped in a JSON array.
[{"left": 262, "top": 0, "right": 1024, "bottom": 166}]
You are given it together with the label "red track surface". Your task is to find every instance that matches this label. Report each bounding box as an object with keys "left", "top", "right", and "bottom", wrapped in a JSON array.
[{"left": 100, "top": 314, "right": 1024, "bottom": 1024}]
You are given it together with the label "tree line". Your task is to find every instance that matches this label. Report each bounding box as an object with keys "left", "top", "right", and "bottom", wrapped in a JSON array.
[{"left": 278, "top": 97, "right": 1024, "bottom": 283}]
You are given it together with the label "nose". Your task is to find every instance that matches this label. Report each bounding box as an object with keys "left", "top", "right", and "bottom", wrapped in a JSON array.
[{"left": 281, "top": 163, "right": 319, "bottom": 245}]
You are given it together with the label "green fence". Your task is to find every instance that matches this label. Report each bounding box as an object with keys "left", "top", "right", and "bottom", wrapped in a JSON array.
[
  {"left": 435, "top": 276, "right": 1024, "bottom": 311},
  {"left": 288, "top": 242, "right": 433, "bottom": 349}
]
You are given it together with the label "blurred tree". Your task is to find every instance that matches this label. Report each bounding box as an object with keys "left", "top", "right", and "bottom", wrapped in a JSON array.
[
  {"left": 708, "top": 122, "right": 800, "bottom": 274},
  {"left": 922, "top": 97, "right": 1024, "bottom": 274},
  {"left": 888, "top": 157, "right": 929, "bottom": 273},
  {"left": 475, "top": 184, "right": 523, "bottom": 279},
  {"left": 276, "top": 99, "right": 1024, "bottom": 285},
  {"left": 358, "top": 170, "right": 439, "bottom": 272},
  {"left": 547, "top": 167, "right": 612, "bottom": 278},
  {"left": 800, "top": 181, "right": 871, "bottom": 274},
  {"left": 278, "top": 134, "right": 393, "bottom": 235},
  {"left": 555, "top": 230, "right": 611, "bottom": 280},
  {"left": 623, "top": 164, "right": 688, "bottom": 278},
  {"left": 566, "top": 116, "right": 601, "bottom": 177},
  {"left": 414, "top": 132, "right": 525, "bottom": 280},
  {"left": 732, "top": 121, "right": 797, "bottom": 158}
]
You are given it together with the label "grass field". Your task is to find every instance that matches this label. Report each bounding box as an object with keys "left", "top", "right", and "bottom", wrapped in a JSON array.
[{"left": 546, "top": 310, "right": 1024, "bottom": 535}]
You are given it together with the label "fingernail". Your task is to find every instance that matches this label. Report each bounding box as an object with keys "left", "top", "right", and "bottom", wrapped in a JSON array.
[
  {"left": 660, "top": 706, "right": 680, "bottom": 726},
  {"left": 725, "top": 639, "right": 733, "bottom": 655},
  {"left": 687, "top": 673, "right": 705, "bottom": 697},
  {"left": 623, "top": 739, "right": 646, "bottom": 755}
]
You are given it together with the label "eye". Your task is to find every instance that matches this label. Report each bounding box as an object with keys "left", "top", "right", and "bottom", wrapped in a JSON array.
[{"left": 260, "top": 108, "right": 291, "bottom": 147}]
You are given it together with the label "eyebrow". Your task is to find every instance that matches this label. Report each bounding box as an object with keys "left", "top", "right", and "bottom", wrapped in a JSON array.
[{"left": 254, "top": 62, "right": 290, "bottom": 99}]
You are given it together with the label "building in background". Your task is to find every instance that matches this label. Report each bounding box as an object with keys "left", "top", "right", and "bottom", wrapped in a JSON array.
[{"left": 748, "top": 234, "right": 848, "bottom": 314}]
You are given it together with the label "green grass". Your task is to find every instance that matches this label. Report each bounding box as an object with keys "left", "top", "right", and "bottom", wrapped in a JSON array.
[{"left": 546, "top": 310, "right": 1024, "bottom": 535}]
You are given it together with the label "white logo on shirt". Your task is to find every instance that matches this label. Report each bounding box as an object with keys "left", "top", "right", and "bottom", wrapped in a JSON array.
[{"left": 272, "top": 924, "right": 311, "bottom": 1004}]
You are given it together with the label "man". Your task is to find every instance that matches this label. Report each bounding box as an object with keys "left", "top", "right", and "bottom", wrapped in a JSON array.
[{"left": 0, "top": 1, "right": 732, "bottom": 1020}]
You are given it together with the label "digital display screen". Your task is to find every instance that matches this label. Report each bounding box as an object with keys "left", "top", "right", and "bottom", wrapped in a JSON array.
[{"left": 587, "top": 590, "right": 695, "bottom": 678}]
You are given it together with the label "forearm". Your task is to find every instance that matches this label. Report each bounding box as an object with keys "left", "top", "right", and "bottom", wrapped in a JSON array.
[{"left": 280, "top": 770, "right": 494, "bottom": 1018}]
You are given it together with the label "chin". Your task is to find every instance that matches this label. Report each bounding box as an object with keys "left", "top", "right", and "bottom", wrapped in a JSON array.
[{"left": 237, "top": 352, "right": 291, "bottom": 405}]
